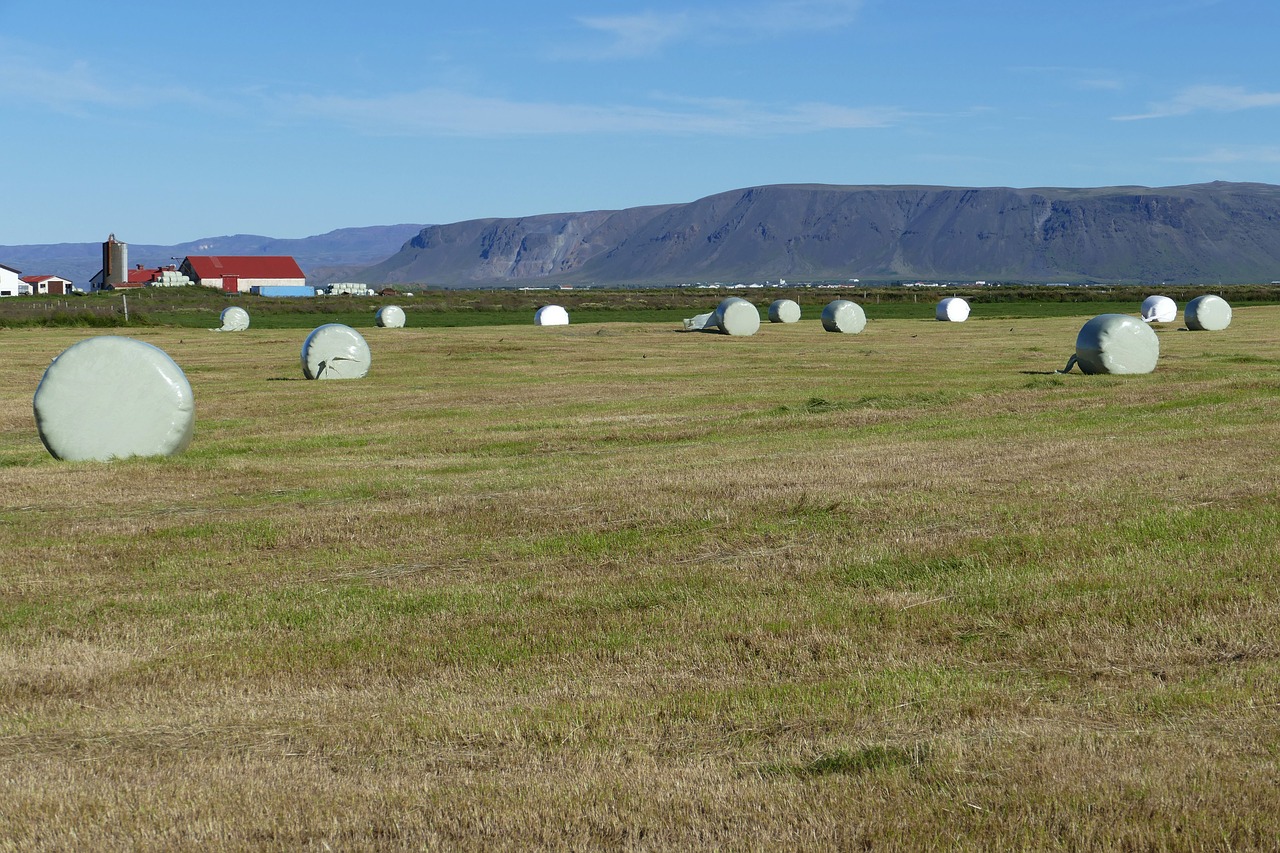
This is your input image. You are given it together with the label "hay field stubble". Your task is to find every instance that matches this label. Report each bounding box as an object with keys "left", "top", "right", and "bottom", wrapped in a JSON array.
[{"left": 2, "top": 310, "right": 1279, "bottom": 850}]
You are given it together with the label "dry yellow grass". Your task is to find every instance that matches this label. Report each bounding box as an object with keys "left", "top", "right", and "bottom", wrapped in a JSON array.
[{"left": 2, "top": 309, "right": 1279, "bottom": 850}]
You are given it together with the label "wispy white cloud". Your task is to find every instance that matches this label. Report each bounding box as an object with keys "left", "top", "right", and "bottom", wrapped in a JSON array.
[
  {"left": 742, "top": 0, "right": 864, "bottom": 32},
  {"left": 574, "top": 11, "right": 695, "bottom": 59},
  {"left": 0, "top": 33, "right": 906, "bottom": 139},
  {"left": 280, "top": 88, "right": 906, "bottom": 137},
  {"left": 0, "top": 42, "right": 212, "bottom": 115},
  {"left": 1077, "top": 78, "right": 1123, "bottom": 91},
  {"left": 1114, "top": 85, "right": 1280, "bottom": 120},
  {"left": 1007, "top": 65, "right": 1126, "bottom": 92},
  {"left": 1163, "top": 145, "right": 1280, "bottom": 164},
  {"left": 571, "top": 0, "right": 863, "bottom": 58}
]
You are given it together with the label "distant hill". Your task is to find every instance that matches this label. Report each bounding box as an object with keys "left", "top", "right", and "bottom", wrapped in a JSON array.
[
  {"left": 0, "top": 225, "right": 426, "bottom": 289},
  {"left": 358, "top": 182, "right": 1280, "bottom": 286},
  {"left": 9, "top": 183, "right": 1280, "bottom": 290}
]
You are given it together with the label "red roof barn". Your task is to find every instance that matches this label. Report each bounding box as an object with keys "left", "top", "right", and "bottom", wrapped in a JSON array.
[{"left": 180, "top": 256, "right": 307, "bottom": 294}]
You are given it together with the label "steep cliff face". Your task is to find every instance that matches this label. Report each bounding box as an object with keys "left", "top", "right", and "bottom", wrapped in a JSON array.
[
  {"left": 362, "top": 204, "right": 679, "bottom": 284},
  {"left": 359, "top": 182, "right": 1280, "bottom": 285}
]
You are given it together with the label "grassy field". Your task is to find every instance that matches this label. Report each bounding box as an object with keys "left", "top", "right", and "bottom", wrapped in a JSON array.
[
  {"left": 2, "top": 307, "right": 1279, "bottom": 849},
  {"left": 5, "top": 282, "right": 1280, "bottom": 330}
]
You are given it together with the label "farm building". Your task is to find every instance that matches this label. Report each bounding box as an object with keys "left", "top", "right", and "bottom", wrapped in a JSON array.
[
  {"left": 102, "top": 234, "right": 127, "bottom": 289},
  {"left": 1, "top": 263, "right": 32, "bottom": 297},
  {"left": 180, "top": 256, "right": 307, "bottom": 294},
  {"left": 90, "top": 264, "right": 194, "bottom": 290},
  {"left": 20, "top": 275, "right": 75, "bottom": 295},
  {"left": 250, "top": 285, "right": 316, "bottom": 297}
]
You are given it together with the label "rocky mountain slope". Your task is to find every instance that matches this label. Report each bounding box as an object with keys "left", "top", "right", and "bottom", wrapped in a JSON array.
[
  {"left": 360, "top": 182, "right": 1280, "bottom": 286},
  {"left": 8, "top": 183, "right": 1280, "bottom": 289}
]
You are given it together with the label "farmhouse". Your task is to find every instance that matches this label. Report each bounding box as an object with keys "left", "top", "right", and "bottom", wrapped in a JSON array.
[
  {"left": 1, "top": 263, "right": 30, "bottom": 297},
  {"left": 20, "top": 275, "right": 75, "bottom": 295},
  {"left": 179, "top": 256, "right": 308, "bottom": 294}
]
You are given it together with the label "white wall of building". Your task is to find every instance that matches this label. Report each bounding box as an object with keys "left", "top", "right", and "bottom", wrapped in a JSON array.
[
  {"left": 0, "top": 266, "right": 28, "bottom": 297},
  {"left": 33, "top": 276, "right": 73, "bottom": 294},
  {"left": 198, "top": 276, "right": 303, "bottom": 293},
  {"left": 243, "top": 277, "right": 304, "bottom": 290}
]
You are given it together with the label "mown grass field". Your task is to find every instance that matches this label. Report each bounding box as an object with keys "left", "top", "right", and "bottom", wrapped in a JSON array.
[
  {"left": 6, "top": 282, "right": 1280, "bottom": 330},
  {"left": 2, "top": 305, "right": 1279, "bottom": 849}
]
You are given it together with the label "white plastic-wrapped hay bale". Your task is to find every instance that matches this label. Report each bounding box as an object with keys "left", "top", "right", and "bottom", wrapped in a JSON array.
[
  {"left": 683, "top": 311, "right": 714, "bottom": 331},
  {"left": 1185, "top": 294, "right": 1232, "bottom": 331},
  {"left": 768, "top": 299, "right": 801, "bottom": 324},
  {"left": 820, "top": 299, "right": 867, "bottom": 334},
  {"left": 1140, "top": 295, "right": 1177, "bottom": 324},
  {"left": 33, "top": 336, "right": 195, "bottom": 461},
  {"left": 1060, "top": 313, "right": 1160, "bottom": 375},
  {"left": 376, "top": 305, "right": 406, "bottom": 328},
  {"left": 301, "top": 323, "right": 372, "bottom": 380},
  {"left": 936, "top": 297, "right": 970, "bottom": 322},
  {"left": 686, "top": 298, "right": 760, "bottom": 335},
  {"left": 713, "top": 297, "right": 760, "bottom": 336},
  {"left": 534, "top": 305, "right": 570, "bottom": 326},
  {"left": 218, "top": 306, "right": 249, "bottom": 331}
]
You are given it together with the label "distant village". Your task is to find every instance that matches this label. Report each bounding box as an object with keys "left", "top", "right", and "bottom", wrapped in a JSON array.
[{"left": 0, "top": 235, "right": 384, "bottom": 299}]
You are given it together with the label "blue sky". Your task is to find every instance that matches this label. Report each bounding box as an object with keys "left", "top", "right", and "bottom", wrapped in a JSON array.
[{"left": 3, "top": 0, "right": 1278, "bottom": 244}]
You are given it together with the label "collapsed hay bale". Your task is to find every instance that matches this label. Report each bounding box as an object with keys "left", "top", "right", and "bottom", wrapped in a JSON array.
[
  {"left": 683, "top": 297, "right": 760, "bottom": 336},
  {"left": 301, "top": 323, "right": 372, "bottom": 380},
  {"left": 1185, "top": 295, "right": 1232, "bottom": 331},
  {"left": 768, "top": 299, "right": 801, "bottom": 323},
  {"left": 376, "top": 305, "right": 406, "bottom": 328},
  {"left": 534, "top": 305, "right": 570, "bottom": 326},
  {"left": 936, "top": 297, "right": 970, "bottom": 322},
  {"left": 682, "top": 311, "right": 714, "bottom": 331},
  {"left": 33, "top": 336, "right": 195, "bottom": 461},
  {"left": 1140, "top": 295, "right": 1177, "bottom": 324},
  {"left": 820, "top": 299, "right": 867, "bottom": 334},
  {"left": 217, "top": 306, "right": 250, "bottom": 331},
  {"left": 1059, "top": 313, "right": 1159, "bottom": 375}
]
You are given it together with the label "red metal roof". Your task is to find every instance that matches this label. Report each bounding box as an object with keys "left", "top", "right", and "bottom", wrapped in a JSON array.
[
  {"left": 183, "top": 256, "right": 306, "bottom": 281},
  {"left": 21, "top": 275, "right": 56, "bottom": 284},
  {"left": 116, "top": 267, "right": 148, "bottom": 286}
]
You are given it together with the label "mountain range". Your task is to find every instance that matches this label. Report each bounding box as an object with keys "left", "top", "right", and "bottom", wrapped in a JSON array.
[
  {"left": 363, "top": 182, "right": 1280, "bottom": 286},
  {"left": 0, "top": 225, "right": 427, "bottom": 289},
  {"left": 6, "top": 182, "right": 1280, "bottom": 288}
]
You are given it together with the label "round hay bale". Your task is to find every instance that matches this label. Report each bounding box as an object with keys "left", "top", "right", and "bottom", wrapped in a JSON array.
[
  {"left": 301, "top": 323, "right": 372, "bottom": 380},
  {"left": 33, "top": 336, "right": 195, "bottom": 461},
  {"left": 1185, "top": 294, "right": 1232, "bottom": 331},
  {"left": 936, "top": 297, "right": 970, "bottom": 322},
  {"left": 714, "top": 297, "right": 760, "bottom": 336},
  {"left": 376, "top": 305, "right": 406, "bottom": 328},
  {"left": 820, "top": 299, "right": 867, "bottom": 334},
  {"left": 768, "top": 299, "right": 801, "bottom": 323},
  {"left": 534, "top": 305, "right": 570, "bottom": 326},
  {"left": 219, "top": 306, "right": 249, "bottom": 331},
  {"left": 1140, "top": 295, "right": 1177, "bottom": 324},
  {"left": 1071, "top": 313, "right": 1160, "bottom": 374}
]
